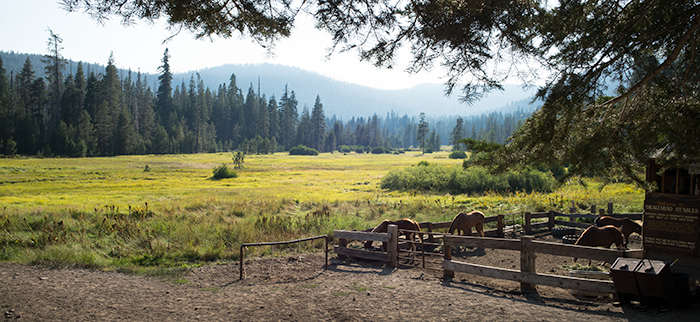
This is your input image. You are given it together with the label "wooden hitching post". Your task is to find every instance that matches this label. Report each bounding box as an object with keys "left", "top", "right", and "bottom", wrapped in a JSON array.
[
  {"left": 239, "top": 245, "right": 245, "bottom": 280},
  {"left": 520, "top": 236, "right": 536, "bottom": 292},
  {"left": 524, "top": 212, "right": 532, "bottom": 235},
  {"left": 548, "top": 211, "right": 555, "bottom": 230},
  {"left": 388, "top": 224, "right": 398, "bottom": 267},
  {"left": 338, "top": 238, "right": 347, "bottom": 259},
  {"left": 496, "top": 214, "right": 504, "bottom": 238},
  {"left": 443, "top": 238, "right": 454, "bottom": 278},
  {"left": 569, "top": 207, "right": 576, "bottom": 222}
]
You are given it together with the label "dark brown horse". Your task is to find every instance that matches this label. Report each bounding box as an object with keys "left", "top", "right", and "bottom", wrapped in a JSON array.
[
  {"left": 594, "top": 215, "right": 641, "bottom": 247},
  {"left": 573, "top": 225, "right": 626, "bottom": 265},
  {"left": 364, "top": 218, "right": 423, "bottom": 252},
  {"left": 448, "top": 211, "right": 485, "bottom": 237}
]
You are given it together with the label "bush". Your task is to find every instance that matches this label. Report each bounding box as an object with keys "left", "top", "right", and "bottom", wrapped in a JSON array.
[
  {"left": 380, "top": 164, "right": 555, "bottom": 194},
  {"left": 289, "top": 145, "right": 319, "bottom": 156},
  {"left": 371, "top": 147, "right": 389, "bottom": 154},
  {"left": 212, "top": 164, "right": 238, "bottom": 179},
  {"left": 338, "top": 145, "right": 352, "bottom": 153},
  {"left": 449, "top": 150, "right": 467, "bottom": 159}
]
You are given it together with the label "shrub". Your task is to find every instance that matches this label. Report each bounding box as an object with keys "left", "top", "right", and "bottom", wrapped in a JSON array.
[
  {"left": 448, "top": 150, "right": 467, "bottom": 159},
  {"left": 371, "top": 147, "right": 388, "bottom": 154},
  {"left": 380, "top": 164, "right": 555, "bottom": 194},
  {"left": 289, "top": 145, "right": 319, "bottom": 156},
  {"left": 212, "top": 164, "right": 238, "bottom": 179},
  {"left": 338, "top": 145, "right": 352, "bottom": 153}
]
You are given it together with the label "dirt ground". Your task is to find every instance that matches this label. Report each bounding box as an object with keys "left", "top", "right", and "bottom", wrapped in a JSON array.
[{"left": 1, "top": 231, "right": 699, "bottom": 321}]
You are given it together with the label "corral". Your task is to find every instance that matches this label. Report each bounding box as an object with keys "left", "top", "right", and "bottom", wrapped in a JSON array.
[{"left": 334, "top": 208, "right": 660, "bottom": 298}]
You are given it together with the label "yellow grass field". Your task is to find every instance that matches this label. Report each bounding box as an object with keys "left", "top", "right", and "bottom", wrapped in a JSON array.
[{"left": 0, "top": 151, "right": 645, "bottom": 269}]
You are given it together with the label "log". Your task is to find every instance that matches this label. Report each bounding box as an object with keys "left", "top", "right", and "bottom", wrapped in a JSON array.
[
  {"left": 333, "top": 245, "right": 391, "bottom": 262},
  {"left": 444, "top": 235, "right": 521, "bottom": 250},
  {"left": 553, "top": 219, "right": 592, "bottom": 229},
  {"left": 334, "top": 230, "right": 389, "bottom": 242},
  {"left": 442, "top": 260, "right": 616, "bottom": 293},
  {"left": 523, "top": 240, "right": 635, "bottom": 263}
]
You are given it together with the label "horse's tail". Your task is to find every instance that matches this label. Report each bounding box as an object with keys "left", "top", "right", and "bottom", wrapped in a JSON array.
[
  {"left": 448, "top": 214, "right": 461, "bottom": 234},
  {"left": 612, "top": 226, "right": 626, "bottom": 249},
  {"left": 476, "top": 221, "right": 484, "bottom": 237}
]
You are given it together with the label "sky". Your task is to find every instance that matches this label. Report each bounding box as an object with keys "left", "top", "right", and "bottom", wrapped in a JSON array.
[{"left": 0, "top": 0, "right": 445, "bottom": 90}]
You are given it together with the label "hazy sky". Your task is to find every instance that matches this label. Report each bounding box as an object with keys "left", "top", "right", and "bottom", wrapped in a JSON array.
[{"left": 0, "top": 0, "right": 446, "bottom": 90}]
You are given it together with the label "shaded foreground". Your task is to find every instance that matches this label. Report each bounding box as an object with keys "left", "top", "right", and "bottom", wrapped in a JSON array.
[{"left": 1, "top": 252, "right": 698, "bottom": 321}]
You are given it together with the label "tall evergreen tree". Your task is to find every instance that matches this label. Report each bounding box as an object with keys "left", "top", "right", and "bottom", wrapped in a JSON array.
[
  {"left": 296, "top": 105, "right": 311, "bottom": 147},
  {"left": 450, "top": 116, "right": 466, "bottom": 151},
  {"left": 417, "top": 112, "right": 429, "bottom": 153},
  {"left": 41, "top": 28, "right": 67, "bottom": 135},
  {"left": 267, "top": 95, "right": 279, "bottom": 142},
  {"left": 278, "top": 85, "right": 298, "bottom": 150},
  {"left": 310, "top": 95, "right": 325, "bottom": 151},
  {"left": 156, "top": 48, "right": 174, "bottom": 128},
  {"left": 0, "top": 56, "right": 13, "bottom": 150}
]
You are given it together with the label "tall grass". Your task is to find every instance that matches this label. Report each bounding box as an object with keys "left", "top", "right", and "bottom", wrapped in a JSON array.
[{"left": 0, "top": 151, "right": 645, "bottom": 271}]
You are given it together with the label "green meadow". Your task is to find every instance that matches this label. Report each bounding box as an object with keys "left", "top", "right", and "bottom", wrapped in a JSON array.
[{"left": 0, "top": 151, "right": 645, "bottom": 273}]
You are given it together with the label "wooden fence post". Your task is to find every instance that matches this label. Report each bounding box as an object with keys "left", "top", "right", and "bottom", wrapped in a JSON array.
[
  {"left": 240, "top": 246, "right": 245, "bottom": 280},
  {"left": 524, "top": 212, "right": 532, "bottom": 235},
  {"left": 520, "top": 236, "right": 537, "bottom": 292},
  {"left": 427, "top": 222, "right": 435, "bottom": 243},
  {"left": 548, "top": 211, "right": 555, "bottom": 230},
  {"left": 569, "top": 207, "right": 576, "bottom": 222},
  {"left": 591, "top": 204, "right": 597, "bottom": 215},
  {"left": 388, "top": 224, "right": 398, "bottom": 267},
  {"left": 444, "top": 240, "right": 454, "bottom": 278},
  {"left": 497, "top": 214, "right": 504, "bottom": 238},
  {"left": 607, "top": 203, "right": 613, "bottom": 215},
  {"left": 338, "top": 238, "right": 348, "bottom": 259}
]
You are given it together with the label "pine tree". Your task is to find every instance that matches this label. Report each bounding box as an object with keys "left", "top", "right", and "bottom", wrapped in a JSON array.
[
  {"left": 41, "top": 28, "right": 67, "bottom": 135},
  {"left": 278, "top": 85, "right": 298, "bottom": 150},
  {"left": 296, "top": 105, "right": 311, "bottom": 147},
  {"left": 450, "top": 116, "right": 466, "bottom": 150},
  {"left": 267, "top": 95, "right": 279, "bottom": 141},
  {"left": 416, "top": 112, "right": 429, "bottom": 153},
  {"left": 156, "top": 49, "right": 174, "bottom": 128},
  {"left": 0, "top": 56, "right": 13, "bottom": 148},
  {"left": 310, "top": 95, "right": 325, "bottom": 151}
]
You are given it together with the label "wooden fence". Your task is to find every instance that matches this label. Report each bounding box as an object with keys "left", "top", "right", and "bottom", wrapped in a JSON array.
[
  {"left": 333, "top": 225, "right": 399, "bottom": 266},
  {"left": 240, "top": 235, "right": 328, "bottom": 279},
  {"left": 442, "top": 235, "right": 644, "bottom": 293}
]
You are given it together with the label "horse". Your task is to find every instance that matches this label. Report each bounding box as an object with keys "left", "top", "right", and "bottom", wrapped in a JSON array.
[
  {"left": 448, "top": 211, "right": 485, "bottom": 237},
  {"left": 573, "top": 225, "right": 626, "bottom": 265},
  {"left": 364, "top": 218, "right": 423, "bottom": 253},
  {"left": 594, "top": 215, "right": 641, "bottom": 247}
]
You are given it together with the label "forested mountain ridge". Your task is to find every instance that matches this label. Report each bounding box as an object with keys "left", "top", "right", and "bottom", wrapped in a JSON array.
[
  {"left": 0, "top": 50, "right": 538, "bottom": 157},
  {"left": 0, "top": 51, "right": 540, "bottom": 119}
]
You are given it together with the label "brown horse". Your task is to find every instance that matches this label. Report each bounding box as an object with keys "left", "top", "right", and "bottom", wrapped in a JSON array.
[
  {"left": 573, "top": 225, "right": 626, "bottom": 265},
  {"left": 448, "top": 211, "right": 485, "bottom": 237},
  {"left": 594, "top": 215, "right": 641, "bottom": 247},
  {"left": 364, "top": 218, "right": 423, "bottom": 252}
]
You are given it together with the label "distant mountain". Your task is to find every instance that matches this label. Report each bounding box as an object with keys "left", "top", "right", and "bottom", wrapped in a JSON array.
[
  {"left": 182, "top": 63, "right": 541, "bottom": 119},
  {"left": 1, "top": 51, "right": 541, "bottom": 119}
]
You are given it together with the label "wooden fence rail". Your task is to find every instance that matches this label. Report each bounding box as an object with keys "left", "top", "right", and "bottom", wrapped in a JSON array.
[
  {"left": 442, "top": 234, "right": 644, "bottom": 293},
  {"left": 240, "top": 235, "right": 328, "bottom": 280},
  {"left": 333, "top": 225, "right": 399, "bottom": 266}
]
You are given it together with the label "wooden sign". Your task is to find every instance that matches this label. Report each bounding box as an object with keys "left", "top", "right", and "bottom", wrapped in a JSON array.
[{"left": 643, "top": 193, "right": 700, "bottom": 256}]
